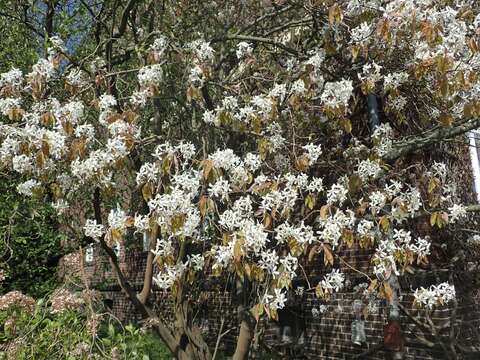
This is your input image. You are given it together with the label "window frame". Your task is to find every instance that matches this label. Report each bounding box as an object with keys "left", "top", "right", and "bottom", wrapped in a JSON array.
[{"left": 468, "top": 130, "right": 480, "bottom": 202}]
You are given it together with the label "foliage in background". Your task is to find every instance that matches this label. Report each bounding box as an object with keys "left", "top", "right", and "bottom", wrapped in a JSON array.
[
  {"left": 0, "top": 289, "right": 172, "bottom": 360},
  {"left": 0, "top": 178, "right": 63, "bottom": 298},
  {"left": 0, "top": 4, "right": 64, "bottom": 299}
]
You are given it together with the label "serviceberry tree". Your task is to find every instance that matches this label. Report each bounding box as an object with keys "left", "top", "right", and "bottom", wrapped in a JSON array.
[{"left": 1, "top": 1, "right": 480, "bottom": 359}]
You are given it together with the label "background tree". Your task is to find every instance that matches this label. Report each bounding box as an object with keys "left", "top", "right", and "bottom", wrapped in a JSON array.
[{"left": 0, "top": 1, "right": 64, "bottom": 298}]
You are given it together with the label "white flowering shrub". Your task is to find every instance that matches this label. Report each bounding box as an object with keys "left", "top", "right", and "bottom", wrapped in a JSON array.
[{"left": 1, "top": 1, "right": 480, "bottom": 358}]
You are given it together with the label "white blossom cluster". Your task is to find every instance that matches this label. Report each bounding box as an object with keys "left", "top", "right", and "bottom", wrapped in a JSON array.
[
  {"left": 320, "top": 79, "right": 353, "bottom": 112},
  {"left": 16, "top": 179, "right": 40, "bottom": 196},
  {"left": 1, "top": 0, "right": 479, "bottom": 324},
  {"left": 320, "top": 269, "right": 345, "bottom": 293},
  {"left": 149, "top": 36, "right": 168, "bottom": 59},
  {"left": 83, "top": 219, "right": 105, "bottom": 240},
  {"left": 414, "top": 282, "right": 456, "bottom": 309},
  {"left": 0, "top": 68, "right": 23, "bottom": 89},
  {"left": 236, "top": 41, "right": 253, "bottom": 59},
  {"left": 187, "top": 39, "right": 215, "bottom": 86},
  {"left": 373, "top": 229, "right": 431, "bottom": 280},
  {"left": 317, "top": 209, "right": 355, "bottom": 248}
]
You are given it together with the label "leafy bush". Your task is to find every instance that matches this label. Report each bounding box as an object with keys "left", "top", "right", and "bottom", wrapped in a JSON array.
[
  {"left": 0, "top": 176, "right": 64, "bottom": 298},
  {"left": 0, "top": 290, "right": 172, "bottom": 360}
]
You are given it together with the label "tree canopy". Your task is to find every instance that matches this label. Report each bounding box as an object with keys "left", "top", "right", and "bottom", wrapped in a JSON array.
[{"left": 1, "top": 1, "right": 480, "bottom": 359}]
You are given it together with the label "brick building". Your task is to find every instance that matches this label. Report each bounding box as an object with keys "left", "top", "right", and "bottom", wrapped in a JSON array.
[{"left": 60, "top": 137, "right": 480, "bottom": 359}]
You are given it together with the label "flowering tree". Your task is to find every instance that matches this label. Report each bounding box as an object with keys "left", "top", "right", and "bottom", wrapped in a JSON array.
[{"left": 1, "top": 0, "right": 480, "bottom": 359}]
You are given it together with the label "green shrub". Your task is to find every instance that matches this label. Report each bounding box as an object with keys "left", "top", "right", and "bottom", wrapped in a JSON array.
[{"left": 0, "top": 290, "right": 172, "bottom": 360}]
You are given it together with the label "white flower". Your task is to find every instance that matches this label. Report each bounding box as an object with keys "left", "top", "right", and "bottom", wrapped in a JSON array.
[
  {"left": 176, "top": 141, "right": 196, "bottom": 161},
  {"left": 99, "top": 94, "right": 117, "bottom": 111},
  {"left": 189, "top": 64, "right": 205, "bottom": 85},
  {"left": 150, "top": 36, "right": 168, "bottom": 57},
  {"left": 0, "top": 98, "right": 22, "bottom": 116},
  {"left": 326, "top": 183, "right": 348, "bottom": 205},
  {"left": 279, "top": 254, "right": 298, "bottom": 280},
  {"left": 259, "top": 250, "right": 280, "bottom": 277},
  {"left": 83, "top": 219, "right": 105, "bottom": 240},
  {"left": 251, "top": 95, "right": 272, "bottom": 114},
  {"left": 372, "top": 123, "right": 394, "bottom": 156},
  {"left": 269, "top": 83, "right": 287, "bottom": 101},
  {"left": 357, "top": 159, "right": 381, "bottom": 181},
  {"left": 357, "top": 220, "right": 374, "bottom": 238},
  {"left": 389, "top": 96, "right": 407, "bottom": 111},
  {"left": 0, "top": 68, "right": 23, "bottom": 88},
  {"left": 369, "top": 191, "right": 386, "bottom": 213},
  {"left": 317, "top": 219, "right": 342, "bottom": 248},
  {"left": 385, "top": 180, "right": 402, "bottom": 198},
  {"left": 405, "top": 188, "right": 422, "bottom": 216},
  {"left": 430, "top": 162, "right": 447, "bottom": 181},
  {"left": 190, "top": 39, "right": 215, "bottom": 63},
  {"left": 408, "top": 237, "right": 431, "bottom": 258},
  {"left": 30, "top": 58, "right": 55, "bottom": 80},
  {"left": 171, "top": 170, "right": 201, "bottom": 194},
  {"left": 130, "top": 89, "right": 150, "bottom": 107},
  {"left": 302, "top": 143, "right": 322, "bottom": 163},
  {"left": 358, "top": 62, "right": 383, "bottom": 87},
  {"left": 152, "top": 238, "right": 174, "bottom": 258},
  {"left": 49, "top": 35, "right": 65, "bottom": 51},
  {"left": 265, "top": 288, "right": 287, "bottom": 310},
  {"left": 138, "top": 64, "right": 163, "bottom": 87},
  {"left": 295, "top": 286, "right": 305, "bottom": 296},
  {"left": 384, "top": 71, "right": 409, "bottom": 90},
  {"left": 66, "top": 69, "right": 87, "bottom": 87},
  {"left": 242, "top": 220, "right": 269, "bottom": 254},
  {"left": 275, "top": 222, "right": 315, "bottom": 245},
  {"left": 17, "top": 179, "right": 40, "bottom": 196},
  {"left": 448, "top": 204, "right": 467, "bottom": 222},
  {"left": 393, "top": 229, "right": 412, "bottom": 244},
  {"left": 291, "top": 79, "right": 306, "bottom": 95},
  {"left": 186, "top": 254, "right": 205, "bottom": 271},
  {"left": 153, "top": 265, "right": 178, "bottom": 290},
  {"left": 179, "top": 209, "right": 200, "bottom": 237},
  {"left": 108, "top": 206, "right": 129, "bottom": 232},
  {"left": 305, "top": 49, "right": 325, "bottom": 68},
  {"left": 134, "top": 214, "right": 150, "bottom": 232},
  {"left": 414, "top": 282, "right": 455, "bottom": 309},
  {"left": 321, "top": 79, "right": 353, "bottom": 111},
  {"left": 350, "top": 22, "right": 372, "bottom": 45},
  {"left": 320, "top": 269, "right": 345, "bottom": 292},
  {"left": 203, "top": 110, "right": 217, "bottom": 125},
  {"left": 75, "top": 124, "right": 95, "bottom": 140},
  {"left": 244, "top": 153, "right": 261, "bottom": 172},
  {"left": 236, "top": 41, "right": 253, "bottom": 59},
  {"left": 58, "top": 101, "right": 84, "bottom": 124},
  {"left": 208, "top": 177, "right": 231, "bottom": 200},
  {"left": 51, "top": 199, "right": 69, "bottom": 215},
  {"left": 12, "top": 154, "right": 32, "bottom": 174},
  {"left": 307, "top": 177, "right": 324, "bottom": 193},
  {"left": 209, "top": 149, "right": 240, "bottom": 170}
]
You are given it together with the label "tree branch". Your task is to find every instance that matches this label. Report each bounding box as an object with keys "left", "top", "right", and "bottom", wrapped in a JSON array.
[
  {"left": 383, "top": 118, "right": 480, "bottom": 162},
  {"left": 91, "top": 188, "right": 178, "bottom": 351},
  {"left": 212, "top": 34, "right": 301, "bottom": 57},
  {"left": 137, "top": 227, "right": 158, "bottom": 304}
]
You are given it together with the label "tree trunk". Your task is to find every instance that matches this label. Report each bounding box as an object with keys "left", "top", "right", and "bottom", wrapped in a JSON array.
[
  {"left": 137, "top": 227, "right": 158, "bottom": 304},
  {"left": 232, "top": 278, "right": 256, "bottom": 360},
  {"left": 170, "top": 283, "right": 212, "bottom": 360},
  {"left": 232, "top": 318, "right": 255, "bottom": 360}
]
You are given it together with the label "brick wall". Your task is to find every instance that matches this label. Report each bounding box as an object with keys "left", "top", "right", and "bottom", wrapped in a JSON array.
[
  {"left": 66, "top": 141, "right": 480, "bottom": 359},
  {"left": 81, "top": 248, "right": 480, "bottom": 359}
]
